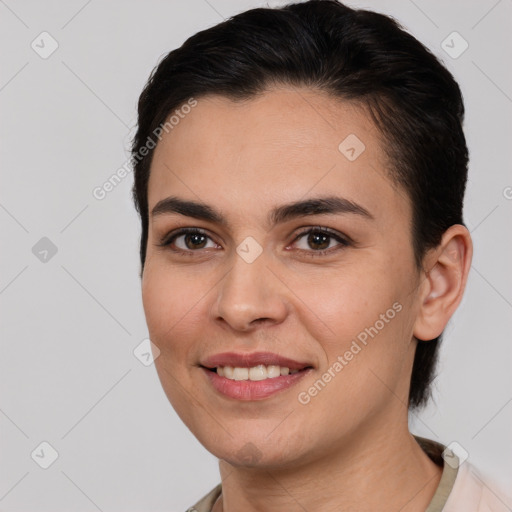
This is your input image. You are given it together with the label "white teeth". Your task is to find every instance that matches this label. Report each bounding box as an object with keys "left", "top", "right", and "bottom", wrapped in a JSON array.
[
  {"left": 233, "top": 367, "right": 249, "bottom": 380},
  {"left": 249, "top": 365, "right": 267, "bottom": 381},
  {"left": 223, "top": 366, "right": 234, "bottom": 379},
  {"left": 267, "top": 365, "right": 281, "bottom": 378},
  {"left": 215, "top": 364, "right": 304, "bottom": 381}
]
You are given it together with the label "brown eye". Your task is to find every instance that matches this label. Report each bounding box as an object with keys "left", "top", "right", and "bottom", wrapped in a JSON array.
[
  {"left": 291, "top": 227, "right": 350, "bottom": 256},
  {"left": 158, "top": 228, "right": 218, "bottom": 252},
  {"left": 306, "top": 231, "right": 330, "bottom": 250},
  {"left": 182, "top": 232, "right": 208, "bottom": 250}
]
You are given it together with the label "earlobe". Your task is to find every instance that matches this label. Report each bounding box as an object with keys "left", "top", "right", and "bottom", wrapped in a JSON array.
[{"left": 413, "top": 225, "right": 473, "bottom": 341}]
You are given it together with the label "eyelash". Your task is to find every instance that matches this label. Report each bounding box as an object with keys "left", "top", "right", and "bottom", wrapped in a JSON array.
[{"left": 157, "top": 226, "right": 351, "bottom": 257}]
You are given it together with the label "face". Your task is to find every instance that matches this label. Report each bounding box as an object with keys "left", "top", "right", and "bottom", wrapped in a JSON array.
[{"left": 142, "top": 88, "right": 423, "bottom": 468}]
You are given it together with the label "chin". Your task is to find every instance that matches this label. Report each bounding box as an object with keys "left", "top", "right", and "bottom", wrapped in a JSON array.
[{"left": 204, "top": 435, "right": 308, "bottom": 470}]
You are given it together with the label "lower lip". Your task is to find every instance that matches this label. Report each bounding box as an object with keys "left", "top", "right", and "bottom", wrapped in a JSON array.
[{"left": 201, "top": 367, "right": 312, "bottom": 400}]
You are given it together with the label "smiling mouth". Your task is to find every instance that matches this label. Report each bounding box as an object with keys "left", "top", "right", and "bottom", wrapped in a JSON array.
[{"left": 202, "top": 364, "right": 313, "bottom": 381}]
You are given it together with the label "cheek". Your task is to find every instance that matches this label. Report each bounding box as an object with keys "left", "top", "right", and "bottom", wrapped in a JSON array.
[
  {"left": 296, "top": 260, "right": 413, "bottom": 395},
  {"left": 141, "top": 263, "right": 209, "bottom": 428},
  {"left": 294, "top": 263, "right": 398, "bottom": 349},
  {"left": 141, "top": 263, "right": 205, "bottom": 358}
]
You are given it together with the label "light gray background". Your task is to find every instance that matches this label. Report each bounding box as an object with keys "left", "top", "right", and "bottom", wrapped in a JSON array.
[{"left": 1, "top": 0, "right": 511, "bottom": 510}]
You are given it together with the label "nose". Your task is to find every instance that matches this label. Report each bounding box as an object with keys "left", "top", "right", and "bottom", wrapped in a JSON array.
[{"left": 212, "top": 247, "right": 289, "bottom": 332}]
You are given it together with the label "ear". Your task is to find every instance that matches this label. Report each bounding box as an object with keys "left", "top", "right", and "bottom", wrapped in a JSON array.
[{"left": 413, "top": 224, "right": 473, "bottom": 341}]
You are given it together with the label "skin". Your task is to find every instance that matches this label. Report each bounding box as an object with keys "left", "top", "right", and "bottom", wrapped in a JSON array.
[{"left": 141, "top": 87, "right": 473, "bottom": 511}]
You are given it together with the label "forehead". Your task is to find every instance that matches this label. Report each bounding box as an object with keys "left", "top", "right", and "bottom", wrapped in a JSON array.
[{"left": 147, "top": 87, "right": 411, "bottom": 229}]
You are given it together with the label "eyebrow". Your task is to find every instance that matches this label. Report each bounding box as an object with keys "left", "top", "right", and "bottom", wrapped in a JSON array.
[{"left": 151, "top": 195, "right": 374, "bottom": 228}]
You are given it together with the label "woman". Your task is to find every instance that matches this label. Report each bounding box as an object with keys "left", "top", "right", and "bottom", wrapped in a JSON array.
[{"left": 130, "top": 1, "right": 511, "bottom": 510}]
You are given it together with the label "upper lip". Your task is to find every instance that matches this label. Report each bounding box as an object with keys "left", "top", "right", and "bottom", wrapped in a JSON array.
[{"left": 200, "top": 351, "right": 313, "bottom": 370}]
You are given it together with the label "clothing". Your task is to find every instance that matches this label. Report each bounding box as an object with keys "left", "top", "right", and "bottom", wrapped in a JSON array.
[{"left": 186, "top": 436, "right": 512, "bottom": 511}]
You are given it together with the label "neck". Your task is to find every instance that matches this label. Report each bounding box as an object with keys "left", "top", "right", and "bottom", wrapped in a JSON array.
[{"left": 213, "top": 409, "right": 442, "bottom": 512}]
